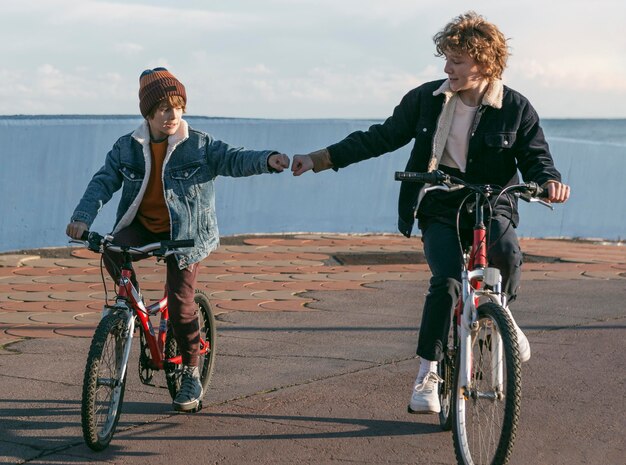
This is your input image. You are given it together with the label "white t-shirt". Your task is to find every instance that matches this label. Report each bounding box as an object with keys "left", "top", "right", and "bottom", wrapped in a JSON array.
[{"left": 440, "top": 99, "right": 478, "bottom": 173}]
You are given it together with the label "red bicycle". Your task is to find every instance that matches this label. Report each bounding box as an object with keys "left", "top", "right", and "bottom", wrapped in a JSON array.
[
  {"left": 396, "top": 170, "right": 552, "bottom": 465},
  {"left": 76, "top": 231, "right": 217, "bottom": 451}
]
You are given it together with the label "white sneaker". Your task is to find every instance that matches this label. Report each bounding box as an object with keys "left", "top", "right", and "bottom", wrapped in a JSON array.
[
  {"left": 408, "top": 371, "right": 443, "bottom": 414},
  {"left": 504, "top": 307, "right": 531, "bottom": 362}
]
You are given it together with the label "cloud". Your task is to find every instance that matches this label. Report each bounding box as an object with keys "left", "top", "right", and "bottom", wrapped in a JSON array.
[
  {"left": 113, "top": 42, "right": 144, "bottom": 56},
  {"left": 509, "top": 58, "right": 626, "bottom": 93},
  {"left": 47, "top": 0, "right": 255, "bottom": 30},
  {"left": 0, "top": 64, "right": 131, "bottom": 114}
]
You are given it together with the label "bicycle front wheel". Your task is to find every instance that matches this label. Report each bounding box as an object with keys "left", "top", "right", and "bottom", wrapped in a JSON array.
[
  {"left": 452, "top": 302, "right": 521, "bottom": 465},
  {"left": 81, "top": 313, "right": 130, "bottom": 451}
]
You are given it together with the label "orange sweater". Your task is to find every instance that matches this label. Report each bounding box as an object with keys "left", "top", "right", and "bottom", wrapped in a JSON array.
[{"left": 137, "top": 140, "right": 170, "bottom": 233}]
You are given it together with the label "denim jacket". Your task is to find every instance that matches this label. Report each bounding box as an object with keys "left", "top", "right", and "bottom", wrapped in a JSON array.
[
  {"left": 327, "top": 79, "right": 561, "bottom": 237},
  {"left": 71, "top": 119, "right": 276, "bottom": 268}
]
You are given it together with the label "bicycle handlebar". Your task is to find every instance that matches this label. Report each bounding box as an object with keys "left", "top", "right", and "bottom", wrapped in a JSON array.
[
  {"left": 78, "top": 231, "right": 195, "bottom": 256},
  {"left": 394, "top": 170, "right": 549, "bottom": 202},
  {"left": 394, "top": 171, "right": 447, "bottom": 184}
]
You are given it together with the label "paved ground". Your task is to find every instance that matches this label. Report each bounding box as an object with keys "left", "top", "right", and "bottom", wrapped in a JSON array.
[{"left": 0, "top": 234, "right": 625, "bottom": 464}]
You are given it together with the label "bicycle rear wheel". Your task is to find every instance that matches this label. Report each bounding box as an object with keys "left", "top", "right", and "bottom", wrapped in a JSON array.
[
  {"left": 165, "top": 290, "right": 217, "bottom": 400},
  {"left": 452, "top": 302, "right": 521, "bottom": 465},
  {"left": 81, "top": 313, "right": 130, "bottom": 451}
]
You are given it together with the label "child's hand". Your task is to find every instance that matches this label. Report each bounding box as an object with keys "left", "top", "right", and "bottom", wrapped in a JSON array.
[
  {"left": 66, "top": 221, "right": 88, "bottom": 240},
  {"left": 291, "top": 155, "right": 314, "bottom": 176},
  {"left": 268, "top": 153, "right": 290, "bottom": 172}
]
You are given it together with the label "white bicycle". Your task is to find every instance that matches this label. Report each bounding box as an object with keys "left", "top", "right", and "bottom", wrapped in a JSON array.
[{"left": 396, "top": 170, "right": 552, "bottom": 465}]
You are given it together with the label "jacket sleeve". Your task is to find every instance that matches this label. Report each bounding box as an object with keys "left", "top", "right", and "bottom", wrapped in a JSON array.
[
  {"left": 71, "top": 142, "right": 124, "bottom": 227},
  {"left": 205, "top": 135, "right": 276, "bottom": 177},
  {"left": 515, "top": 103, "right": 562, "bottom": 185},
  {"left": 327, "top": 88, "right": 420, "bottom": 169}
]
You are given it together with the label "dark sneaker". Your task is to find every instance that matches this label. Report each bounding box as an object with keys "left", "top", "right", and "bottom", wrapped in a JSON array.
[{"left": 173, "top": 365, "right": 203, "bottom": 412}]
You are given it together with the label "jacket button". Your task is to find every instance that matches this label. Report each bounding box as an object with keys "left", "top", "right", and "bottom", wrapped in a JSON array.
[
  {"left": 130, "top": 173, "right": 135, "bottom": 178},
  {"left": 422, "top": 128, "right": 427, "bottom": 132},
  {"left": 184, "top": 172, "right": 189, "bottom": 177},
  {"left": 468, "top": 159, "right": 473, "bottom": 163},
  {"left": 504, "top": 140, "right": 509, "bottom": 145}
]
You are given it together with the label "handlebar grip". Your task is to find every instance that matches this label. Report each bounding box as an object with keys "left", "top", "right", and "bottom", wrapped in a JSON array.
[
  {"left": 536, "top": 185, "right": 548, "bottom": 199},
  {"left": 395, "top": 171, "right": 443, "bottom": 184},
  {"left": 527, "top": 182, "right": 549, "bottom": 199},
  {"left": 161, "top": 239, "right": 195, "bottom": 249},
  {"left": 80, "top": 231, "right": 105, "bottom": 252}
]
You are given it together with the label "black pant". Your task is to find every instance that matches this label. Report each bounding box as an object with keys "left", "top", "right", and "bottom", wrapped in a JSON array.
[{"left": 416, "top": 216, "right": 523, "bottom": 361}]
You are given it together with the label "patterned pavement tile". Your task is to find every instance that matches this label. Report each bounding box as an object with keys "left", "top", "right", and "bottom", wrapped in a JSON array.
[
  {"left": 55, "top": 326, "right": 97, "bottom": 338},
  {"left": 0, "top": 301, "right": 51, "bottom": 312},
  {"left": 211, "top": 299, "right": 270, "bottom": 312},
  {"left": 6, "top": 325, "right": 64, "bottom": 338},
  {"left": 249, "top": 290, "right": 304, "bottom": 300},
  {"left": 44, "top": 301, "right": 102, "bottom": 312},
  {"left": 1, "top": 235, "right": 624, "bottom": 343},
  {"left": 259, "top": 300, "right": 315, "bottom": 311},
  {"left": 7, "top": 292, "right": 55, "bottom": 302}
]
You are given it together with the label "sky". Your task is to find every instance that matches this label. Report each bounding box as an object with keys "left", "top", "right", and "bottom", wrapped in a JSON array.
[{"left": 2, "top": 0, "right": 625, "bottom": 119}]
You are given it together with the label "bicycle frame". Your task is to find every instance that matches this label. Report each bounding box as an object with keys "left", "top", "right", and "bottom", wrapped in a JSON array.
[{"left": 110, "top": 254, "right": 210, "bottom": 372}]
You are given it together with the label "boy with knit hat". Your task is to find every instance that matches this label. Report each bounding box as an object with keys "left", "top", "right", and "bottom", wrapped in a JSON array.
[{"left": 67, "top": 67, "right": 289, "bottom": 412}]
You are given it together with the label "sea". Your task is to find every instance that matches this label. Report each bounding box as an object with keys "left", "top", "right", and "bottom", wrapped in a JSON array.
[
  {"left": 1, "top": 115, "right": 625, "bottom": 251},
  {"left": 3, "top": 114, "right": 625, "bottom": 145},
  {"left": 540, "top": 118, "right": 626, "bottom": 146}
]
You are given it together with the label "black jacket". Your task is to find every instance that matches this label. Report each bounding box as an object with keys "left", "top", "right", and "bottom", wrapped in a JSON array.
[{"left": 327, "top": 79, "right": 561, "bottom": 237}]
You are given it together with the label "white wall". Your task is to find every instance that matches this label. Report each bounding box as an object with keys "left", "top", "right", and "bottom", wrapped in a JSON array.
[{"left": 0, "top": 116, "right": 620, "bottom": 252}]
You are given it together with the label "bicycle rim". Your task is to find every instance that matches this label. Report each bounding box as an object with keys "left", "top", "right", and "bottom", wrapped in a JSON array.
[
  {"left": 452, "top": 302, "right": 521, "bottom": 465},
  {"left": 81, "top": 314, "right": 129, "bottom": 451}
]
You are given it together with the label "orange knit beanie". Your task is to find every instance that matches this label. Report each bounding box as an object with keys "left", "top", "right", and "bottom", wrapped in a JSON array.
[{"left": 138, "top": 67, "right": 186, "bottom": 118}]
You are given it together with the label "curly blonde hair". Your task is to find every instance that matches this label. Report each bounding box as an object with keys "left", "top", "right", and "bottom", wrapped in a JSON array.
[{"left": 433, "top": 11, "right": 509, "bottom": 80}]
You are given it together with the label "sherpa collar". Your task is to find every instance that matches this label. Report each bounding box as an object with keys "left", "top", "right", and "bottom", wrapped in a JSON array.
[
  {"left": 113, "top": 119, "right": 189, "bottom": 235},
  {"left": 132, "top": 118, "right": 189, "bottom": 146},
  {"left": 433, "top": 79, "right": 504, "bottom": 109}
]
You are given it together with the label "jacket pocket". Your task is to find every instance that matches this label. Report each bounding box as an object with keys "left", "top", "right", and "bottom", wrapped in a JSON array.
[
  {"left": 170, "top": 164, "right": 203, "bottom": 199},
  {"left": 119, "top": 164, "right": 144, "bottom": 182},
  {"left": 484, "top": 132, "right": 516, "bottom": 149}
]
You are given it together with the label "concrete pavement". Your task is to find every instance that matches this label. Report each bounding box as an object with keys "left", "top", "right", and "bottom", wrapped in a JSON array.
[{"left": 1, "top": 234, "right": 625, "bottom": 464}]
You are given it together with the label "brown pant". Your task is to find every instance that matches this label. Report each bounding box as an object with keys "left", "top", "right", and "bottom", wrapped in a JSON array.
[{"left": 103, "top": 221, "right": 201, "bottom": 367}]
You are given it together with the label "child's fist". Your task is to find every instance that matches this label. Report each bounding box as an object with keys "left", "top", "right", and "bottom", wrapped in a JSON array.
[{"left": 268, "top": 153, "right": 290, "bottom": 172}]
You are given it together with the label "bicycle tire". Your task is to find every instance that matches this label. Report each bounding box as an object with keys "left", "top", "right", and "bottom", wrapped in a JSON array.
[
  {"left": 164, "top": 290, "right": 217, "bottom": 400},
  {"left": 81, "top": 313, "right": 130, "bottom": 451},
  {"left": 439, "top": 312, "right": 457, "bottom": 431},
  {"left": 452, "top": 302, "right": 521, "bottom": 465}
]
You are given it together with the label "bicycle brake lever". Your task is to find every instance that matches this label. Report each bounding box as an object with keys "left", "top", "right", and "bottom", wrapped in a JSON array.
[
  {"left": 423, "top": 184, "right": 465, "bottom": 194},
  {"left": 530, "top": 198, "right": 554, "bottom": 210}
]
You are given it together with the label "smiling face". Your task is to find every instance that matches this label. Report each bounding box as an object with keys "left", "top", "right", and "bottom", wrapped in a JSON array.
[
  {"left": 148, "top": 100, "right": 184, "bottom": 140},
  {"left": 443, "top": 51, "right": 489, "bottom": 105}
]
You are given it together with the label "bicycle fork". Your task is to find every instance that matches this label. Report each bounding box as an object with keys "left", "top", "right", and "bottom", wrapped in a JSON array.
[
  {"left": 459, "top": 270, "right": 505, "bottom": 400},
  {"left": 111, "top": 304, "right": 135, "bottom": 400}
]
